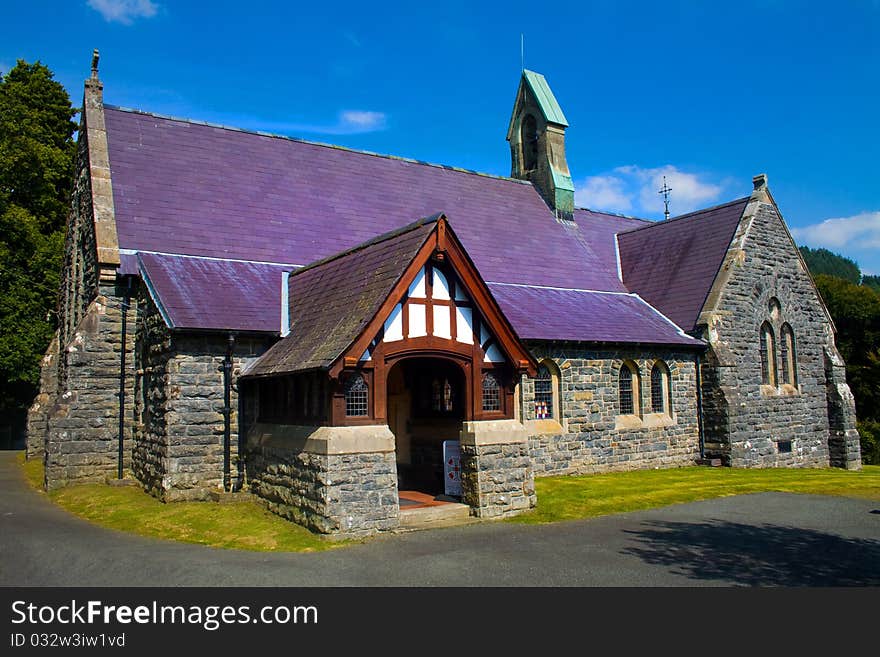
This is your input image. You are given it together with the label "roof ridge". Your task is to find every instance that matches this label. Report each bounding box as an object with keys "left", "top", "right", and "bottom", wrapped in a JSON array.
[
  {"left": 291, "top": 214, "right": 441, "bottom": 277},
  {"left": 617, "top": 197, "right": 750, "bottom": 236},
  {"left": 104, "top": 105, "right": 534, "bottom": 187},
  {"left": 575, "top": 207, "right": 652, "bottom": 222}
]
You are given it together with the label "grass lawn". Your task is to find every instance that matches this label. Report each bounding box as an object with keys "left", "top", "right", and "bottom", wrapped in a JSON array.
[
  {"left": 18, "top": 454, "right": 879, "bottom": 549},
  {"left": 17, "top": 453, "right": 343, "bottom": 553},
  {"left": 509, "top": 465, "right": 880, "bottom": 524}
]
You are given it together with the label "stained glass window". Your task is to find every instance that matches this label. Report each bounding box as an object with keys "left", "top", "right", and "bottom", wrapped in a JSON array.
[
  {"left": 482, "top": 372, "right": 501, "bottom": 412},
  {"left": 534, "top": 364, "right": 554, "bottom": 419},
  {"left": 345, "top": 374, "right": 368, "bottom": 417},
  {"left": 650, "top": 363, "right": 665, "bottom": 414},
  {"left": 760, "top": 322, "right": 776, "bottom": 386},
  {"left": 619, "top": 365, "right": 634, "bottom": 415}
]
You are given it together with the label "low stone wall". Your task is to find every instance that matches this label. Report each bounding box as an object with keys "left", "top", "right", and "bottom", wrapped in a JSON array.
[
  {"left": 460, "top": 420, "right": 536, "bottom": 518},
  {"left": 246, "top": 424, "right": 400, "bottom": 536}
]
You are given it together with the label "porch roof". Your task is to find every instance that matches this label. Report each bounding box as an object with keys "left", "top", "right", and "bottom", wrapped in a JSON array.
[{"left": 243, "top": 217, "right": 438, "bottom": 376}]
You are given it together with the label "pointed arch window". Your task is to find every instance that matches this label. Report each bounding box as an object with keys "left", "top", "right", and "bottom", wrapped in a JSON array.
[
  {"left": 344, "top": 373, "right": 368, "bottom": 417},
  {"left": 618, "top": 362, "right": 639, "bottom": 416},
  {"left": 780, "top": 323, "right": 797, "bottom": 387},
  {"left": 650, "top": 361, "right": 670, "bottom": 414},
  {"left": 760, "top": 322, "right": 777, "bottom": 386},
  {"left": 534, "top": 362, "right": 558, "bottom": 419},
  {"left": 482, "top": 372, "right": 501, "bottom": 412}
]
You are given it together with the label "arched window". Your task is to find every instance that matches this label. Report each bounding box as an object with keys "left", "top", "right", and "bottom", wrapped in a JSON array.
[
  {"left": 650, "top": 361, "right": 670, "bottom": 414},
  {"left": 760, "top": 322, "right": 777, "bottom": 386},
  {"left": 534, "top": 361, "right": 558, "bottom": 419},
  {"left": 618, "top": 362, "right": 639, "bottom": 415},
  {"left": 520, "top": 114, "right": 538, "bottom": 171},
  {"left": 780, "top": 323, "right": 797, "bottom": 386},
  {"left": 344, "top": 374, "right": 368, "bottom": 417},
  {"left": 482, "top": 372, "right": 501, "bottom": 412}
]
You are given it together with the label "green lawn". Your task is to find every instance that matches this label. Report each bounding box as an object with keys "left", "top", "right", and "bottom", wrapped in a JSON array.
[
  {"left": 17, "top": 453, "right": 343, "bottom": 552},
  {"left": 509, "top": 465, "right": 880, "bottom": 524},
  {"left": 18, "top": 453, "right": 880, "bottom": 549}
]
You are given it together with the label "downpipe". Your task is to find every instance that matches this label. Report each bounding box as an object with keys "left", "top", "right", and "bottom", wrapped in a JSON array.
[
  {"left": 221, "top": 333, "right": 235, "bottom": 492},
  {"left": 117, "top": 276, "right": 132, "bottom": 479}
]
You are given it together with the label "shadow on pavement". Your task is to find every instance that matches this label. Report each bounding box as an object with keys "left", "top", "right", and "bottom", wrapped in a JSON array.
[{"left": 622, "top": 519, "right": 880, "bottom": 586}]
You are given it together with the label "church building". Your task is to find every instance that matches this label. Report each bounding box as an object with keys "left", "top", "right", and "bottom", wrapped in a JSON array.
[{"left": 27, "top": 54, "right": 862, "bottom": 536}]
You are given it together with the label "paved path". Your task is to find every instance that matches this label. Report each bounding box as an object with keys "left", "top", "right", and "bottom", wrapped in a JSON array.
[{"left": 2, "top": 451, "right": 878, "bottom": 586}]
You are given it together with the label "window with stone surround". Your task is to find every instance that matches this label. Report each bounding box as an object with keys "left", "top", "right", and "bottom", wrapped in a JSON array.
[
  {"left": 650, "top": 361, "right": 670, "bottom": 414},
  {"left": 780, "top": 323, "right": 797, "bottom": 387},
  {"left": 344, "top": 373, "right": 369, "bottom": 417},
  {"left": 534, "top": 361, "right": 559, "bottom": 419},
  {"left": 760, "top": 322, "right": 777, "bottom": 386},
  {"left": 618, "top": 362, "right": 640, "bottom": 416}
]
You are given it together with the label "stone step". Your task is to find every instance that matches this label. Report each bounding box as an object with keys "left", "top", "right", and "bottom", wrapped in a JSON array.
[{"left": 398, "top": 502, "right": 475, "bottom": 531}]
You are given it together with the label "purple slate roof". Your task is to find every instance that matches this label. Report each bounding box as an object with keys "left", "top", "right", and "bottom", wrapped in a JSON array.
[
  {"left": 105, "top": 107, "right": 627, "bottom": 293},
  {"left": 246, "top": 218, "right": 437, "bottom": 376},
  {"left": 138, "top": 253, "right": 288, "bottom": 332},
  {"left": 103, "top": 105, "right": 713, "bottom": 347},
  {"left": 488, "top": 284, "right": 703, "bottom": 347},
  {"left": 617, "top": 198, "right": 749, "bottom": 331}
]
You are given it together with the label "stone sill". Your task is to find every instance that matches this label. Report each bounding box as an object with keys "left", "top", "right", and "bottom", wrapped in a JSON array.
[
  {"left": 523, "top": 418, "right": 566, "bottom": 436},
  {"left": 614, "top": 413, "right": 675, "bottom": 431},
  {"left": 760, "top": 384, "right": 801, "bottom": 397}
]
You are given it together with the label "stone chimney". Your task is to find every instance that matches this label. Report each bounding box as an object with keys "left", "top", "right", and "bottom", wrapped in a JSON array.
[{"left": 506, "top": 70, "right": 575, "bottom": 219}]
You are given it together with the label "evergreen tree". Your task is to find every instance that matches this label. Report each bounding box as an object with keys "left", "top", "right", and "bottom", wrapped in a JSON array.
[
  {"left": 862, "top": 274, "right": 880, "bottom": 294},
  {"left": 799, "top": 245, "right": 862, "bottom": 284},
  {"left": 0, "top": 60, "right": 76, "bottom": 428}
]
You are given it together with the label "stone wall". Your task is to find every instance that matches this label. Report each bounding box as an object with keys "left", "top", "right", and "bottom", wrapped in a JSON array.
[
  {"left": 522, "top": 345, "right": 701, "bottom": 476},
  {"left": 131, "top": 292, "right": 172, "bottom": 496},
  {"left": 460, "top": 420, "right": 536, "bottom": 518},
  {"left": 44, "top": 281, "right": 137, "bottom": 489},
  {"left": 134, "top": 329, "right": 274, "bottom": 501},
  {"left": 246, "top": 424, "right": 400, "bottom": 536},
  {"left": 696, "top": 187, "right": 860, "bottom": 469},
  {"left": 25, "top": 335, "right": 59, "bottom": 459}
]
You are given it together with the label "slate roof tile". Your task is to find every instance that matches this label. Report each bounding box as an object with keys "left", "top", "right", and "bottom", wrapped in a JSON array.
[
  {"left": 245, "top": 218, "right": 437, "bottom": 376},
  {"left": 617, "top": 198, "right": 748, "bottom": 331}
]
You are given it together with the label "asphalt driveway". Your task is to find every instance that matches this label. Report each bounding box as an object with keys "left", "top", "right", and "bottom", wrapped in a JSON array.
[{"left": 2, "top": 451, "right": 878, "bottom": 586}]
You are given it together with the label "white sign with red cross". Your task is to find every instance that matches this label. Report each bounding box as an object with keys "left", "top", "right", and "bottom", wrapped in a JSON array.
[{"left": 443, "top": 440, "right": 462, "bottom": 497}]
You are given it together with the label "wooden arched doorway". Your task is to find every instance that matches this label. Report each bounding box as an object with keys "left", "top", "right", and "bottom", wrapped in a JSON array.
[{"left": 387, "top": 356, "right": 466, "bottom": 496}]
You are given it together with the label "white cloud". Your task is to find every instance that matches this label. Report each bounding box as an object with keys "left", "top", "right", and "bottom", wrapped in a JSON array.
[
  {"left": 87, "top": 0, "right": 158, "bottom": 25},
  {"left": 791, "top": 211, "right": 880, "bottom": 251},
  {"left": 338, "top": 110, "right": 386, "bottom": 132},
  {"left": 574, "top": 175, "right": 632, "bottom": 212},
  {"left": 574, "top": 164, "right": 724, "bottom": 217},
  {"left": 212, "top": 110, "right": 389, "bottom": 137}
]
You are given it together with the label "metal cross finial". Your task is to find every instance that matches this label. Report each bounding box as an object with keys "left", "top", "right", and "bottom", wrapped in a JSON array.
[{"left": 659, "top": 175, "right": 672, "bottom": 221}]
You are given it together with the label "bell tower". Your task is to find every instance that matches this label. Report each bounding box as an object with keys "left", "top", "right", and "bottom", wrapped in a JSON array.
[{"left": 506, "top": 70, "right": 574, "bottom": 218}]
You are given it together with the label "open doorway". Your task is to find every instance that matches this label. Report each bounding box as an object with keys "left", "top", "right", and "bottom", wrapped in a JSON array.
[{"left": 387, "top": 357, "right": 465, "bottom": 507}]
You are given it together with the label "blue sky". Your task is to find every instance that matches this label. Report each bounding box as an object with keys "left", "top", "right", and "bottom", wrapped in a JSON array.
[{"left": 3, "top": 0, "right": 878, "bottom": 273}]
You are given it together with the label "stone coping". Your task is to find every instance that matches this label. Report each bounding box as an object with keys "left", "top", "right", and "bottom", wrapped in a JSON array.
[
  {"left": 460, "top": 419, "right": 528, "bottom": 446},
  {"left": 247, "top": 423, "right": 395, "bottom": 455}
]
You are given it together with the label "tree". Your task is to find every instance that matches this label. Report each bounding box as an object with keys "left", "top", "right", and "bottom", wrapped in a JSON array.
[
  {"left": 862, "top": 274, "right": 880, "bottom": 294},
  {"left": 814, "top": 274, "right": 880, "bottom": 463},
  {"left": 799, "top": 246, "right": 862, "bottom": 284},
  {"left": 0, "top": 60, "right": 76, "bottom": 433}
]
